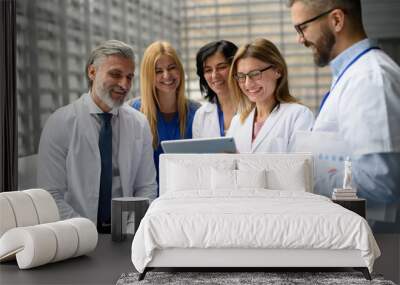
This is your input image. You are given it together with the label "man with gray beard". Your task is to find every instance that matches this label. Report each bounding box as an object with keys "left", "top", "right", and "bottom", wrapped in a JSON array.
[
  {"left": 289, "top": 0, "right": 400, "bottom": 232},
  {"left": 38, "top": 40, "right": 157, "bottom": 233}
]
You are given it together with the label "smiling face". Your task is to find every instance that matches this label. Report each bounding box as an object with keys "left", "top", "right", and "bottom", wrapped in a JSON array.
[
  {"left": 236, "top": 57, "right": 280, "bottom": 105},
  {"left": 154, "top": 55, "right": 181, "bottom": 96},
  {"left": 89, "top": 54, "right": 134, "bottom": 111},
  {"left": 203, "top": 52, "right": 231, "bottom": 96},
  {"left": 291, "top": 1, "right": 336, "bottom": 67},
  {"left": 309, "top": 25, "right": 336, "bottom": 67}
]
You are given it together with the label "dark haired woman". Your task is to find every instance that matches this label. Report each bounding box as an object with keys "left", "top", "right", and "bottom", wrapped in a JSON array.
[{"left": 193, "top": 40, "right": 238, "bottom": 138}]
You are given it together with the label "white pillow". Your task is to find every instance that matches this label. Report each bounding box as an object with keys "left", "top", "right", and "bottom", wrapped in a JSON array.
[
  {"left": 167, "top": 160, "right": 236, "bottom": 192},
  {"left": 211, "top": 168, "right": 267, "bottom": 190},
  {"left": 236, "top": 169, "right": 267, "bottom": 189},
  {"left": 267, "top": 161, "right": 306, "bottom": 191},
  {"left": 238, "top": 159, "right": 308, "bottom": 191},
  {"left": 211, "top": 168, "right": 236, "bottom": 190},
  {"left": 167, "top": 162, "right": 209, "bottom": 191}
]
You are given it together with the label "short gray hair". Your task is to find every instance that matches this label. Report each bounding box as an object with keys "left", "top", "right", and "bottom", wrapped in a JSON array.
[{"left": 85, "top": 40, "right": 135, "bottom": 88}]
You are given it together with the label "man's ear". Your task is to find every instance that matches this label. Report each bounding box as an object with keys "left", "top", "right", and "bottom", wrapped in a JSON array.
[
  {"left": 88, "top": 64, "right": 96, "bottom": 81},
  {"left": 330, "top": 8, "right": 345, "bottom": 33}
]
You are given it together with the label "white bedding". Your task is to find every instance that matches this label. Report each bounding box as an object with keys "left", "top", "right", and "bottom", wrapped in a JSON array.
[{"left": 131, "top": 190, "right": 380, "bottom": 273}]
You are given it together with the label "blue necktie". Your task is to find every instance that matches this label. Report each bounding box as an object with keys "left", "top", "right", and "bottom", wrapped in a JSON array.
[{"left": 97, "top": 113, "right": 112, "bottom": 232}]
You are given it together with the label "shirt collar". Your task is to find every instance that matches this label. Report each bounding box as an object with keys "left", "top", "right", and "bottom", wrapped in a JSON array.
[
  {"left": 86, "top": 91, "right": 119, "bottom": 116},
  {"left": 329, "top": 38, "right": 375, "bottom": 81},
  {"left": 204, "top": 101, "right": 217, "bottom": 113}
]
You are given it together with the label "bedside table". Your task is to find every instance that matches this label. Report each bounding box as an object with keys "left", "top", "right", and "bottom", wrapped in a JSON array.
[
  {"left": 332, "top": 198, "right": 366, "bottom": 218},
  {"left": 111, "top": 197, "right": 150, "bottom": 242}
]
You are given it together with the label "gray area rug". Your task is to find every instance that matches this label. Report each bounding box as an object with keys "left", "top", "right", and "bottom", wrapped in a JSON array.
[{"left": 116, "top": 271, "right": 396, "bottom": 285}]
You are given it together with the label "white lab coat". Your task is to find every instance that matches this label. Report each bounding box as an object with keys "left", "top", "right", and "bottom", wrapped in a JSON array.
[
  {"left": 192, "top": 102, "right": 221, "bottom": 138},
  {"left": 227, "top": 103, "right": 314, "bottom": 153},
  {"left": 313, "top": 48, "right": 400, "bottom": 155},
  {"left": 309, "top": 41, "right": 400, "bottom": 225},
  {"left": 37, "top": 93, "right": 157, "bottom": 222}
]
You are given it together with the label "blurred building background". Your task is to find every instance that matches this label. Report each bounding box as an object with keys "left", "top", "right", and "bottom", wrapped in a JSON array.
[
  {"left": 16, "top": 0, "right": 182, "bottom": 157},
  {"left": 16, "top": 0, "right": 400, "bottom": 158},
  {"left": 16, "top": 0, "right": 331, "bottom": 160}
]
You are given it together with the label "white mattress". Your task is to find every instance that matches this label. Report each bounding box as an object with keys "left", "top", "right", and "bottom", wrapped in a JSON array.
[{"left": 131, "top": 190, "right": 380, "bottom": 273}]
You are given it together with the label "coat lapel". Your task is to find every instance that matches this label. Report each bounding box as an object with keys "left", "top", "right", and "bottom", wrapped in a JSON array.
[
  {"left": 118, "top": 106, "right": 136, "bottom": 196},
  {"left": 251, "top": 104, "right": 283, "bottom": 152},
  {"left": 75, "top": 94, "right": 100, "bottom": 157},
  {"left": 241, "top": 108, "right": 255, "bottom": 152},
  {"left": 208, "top": 103, "right": 221, "bottom": 136}
]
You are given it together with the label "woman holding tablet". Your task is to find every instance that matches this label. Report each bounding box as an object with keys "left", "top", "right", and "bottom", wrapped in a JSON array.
[
  {"left": 131, "top": 41, "right": 199, "bottom": 193},
  {"left": 192, "top": 40, "right": 238, "bottom": 138},
  {"left": 227, "top": 38, "right": 314, "bottom": 153}
]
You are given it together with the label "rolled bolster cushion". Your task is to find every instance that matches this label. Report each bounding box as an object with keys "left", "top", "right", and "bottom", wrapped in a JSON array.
[
  {"left": 42, "top": 221, "right": 79, "bottom": 263},
  {"left": 0, "top": 191, "right": 39, "bottom": 228},
  {"left": 0, "top": 226, "right": 57, "bottom": 269},
  {"left": 0, "top": 218, "right": 97, "bottom": 269},
  {"left": 24, "top": 189, "right": 60, "bottom": 224},
  {"left": 0, "top": 189, "right": 59, "bottom": 238},
  {"left": 0, "top": 196, "right": 17, "bottom": 237},
  {"left": 65, "top": 218, "right": 98, "bottom": 257}
]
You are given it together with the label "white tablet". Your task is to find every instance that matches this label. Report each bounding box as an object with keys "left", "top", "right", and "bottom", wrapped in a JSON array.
[{"left": 161, "top": 137, "right": 237, "bottom": 154}]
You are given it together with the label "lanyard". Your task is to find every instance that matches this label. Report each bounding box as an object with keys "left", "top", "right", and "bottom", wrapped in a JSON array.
[
  {"left": 216, "top": 100, "right": 225, "bottom": 137},
  {"left": 319, "top": 46, "right": 380, "bottom": 112}
]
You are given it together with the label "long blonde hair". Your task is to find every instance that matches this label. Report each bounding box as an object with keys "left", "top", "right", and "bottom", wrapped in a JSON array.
[
  {"left": 140, "top": 41, "right": 188, "bottom": 148},
  {"left": 228, "top": 38, "right": 297, "bottom": 123}
]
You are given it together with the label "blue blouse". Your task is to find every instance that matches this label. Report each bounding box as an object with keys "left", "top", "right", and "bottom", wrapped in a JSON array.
[{"left": 132, "top": 98, "right": 200, "bottom": 196}]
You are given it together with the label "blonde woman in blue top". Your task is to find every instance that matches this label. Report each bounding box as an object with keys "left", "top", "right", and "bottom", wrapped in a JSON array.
[
  {"left": 192, "top": 40, "right": 238, "bottom": 138},
  {"left": 132, "top": 41, "right": 200, "bottom": 194}
]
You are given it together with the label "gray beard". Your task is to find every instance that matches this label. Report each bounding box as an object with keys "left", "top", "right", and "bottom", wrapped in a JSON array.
[{"left": 95, "top": 85, "right": 123, "bottom": 110}]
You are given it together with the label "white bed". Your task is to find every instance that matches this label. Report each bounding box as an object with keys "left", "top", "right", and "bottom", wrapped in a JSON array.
[{"left": 131, "top": 153, "right": 380, "bottom": 280}]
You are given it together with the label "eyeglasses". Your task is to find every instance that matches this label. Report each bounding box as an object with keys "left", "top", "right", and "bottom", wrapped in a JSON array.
[
  {"left": 294, "top": 8, "right": 336, "bottom": 38},
  {"left": 234, "top": 65, "right": 273, "bottom": 83}
]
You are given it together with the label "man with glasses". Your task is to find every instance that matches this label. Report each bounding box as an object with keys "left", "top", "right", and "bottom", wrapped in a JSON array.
[{"left": 289, "top": 0, "right": 400, "bottom": 232}]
